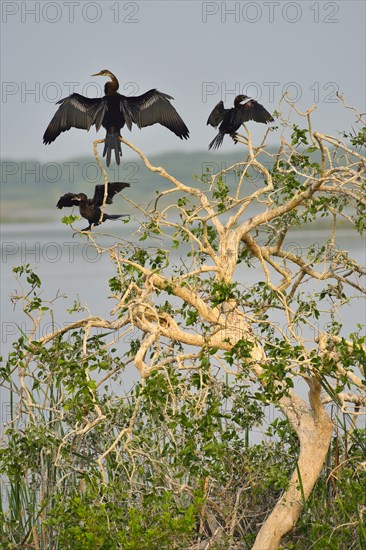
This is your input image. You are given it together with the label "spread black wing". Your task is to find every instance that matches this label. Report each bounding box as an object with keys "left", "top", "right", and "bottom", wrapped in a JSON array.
[
  {"left": 56, "top": 193, "right": 80, "bottom": 209},
  {"left": 43, "top": 94, "right": 107, "bottom": 144},
  {"left": 93, "top": 182, "right": 131, "bottom": 207},
  {"left": 241, "top": 100, "right": 274, "bottom": 124},
  {"left": 123, "top": 90, "right": 189, "bottom": 139},
  {"left": 207, "top": 101, "right": 229, "bottom": 127}
]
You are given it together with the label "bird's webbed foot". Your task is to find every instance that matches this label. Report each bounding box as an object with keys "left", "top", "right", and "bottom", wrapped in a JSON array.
[
  {"left": 232, "top": 133, "right": 248, "bottom": 145},
  {"left": 72, "top": 224, "right": 92, "bottom": 238},
  {"left": 72, "top": 225, "right": 92, "bottom": 237},
  {"left": 72, "top": 226, "right": 91, "bottom": 238}
]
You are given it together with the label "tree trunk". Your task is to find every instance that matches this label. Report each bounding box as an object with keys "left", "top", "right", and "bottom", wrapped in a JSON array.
[{"left": 252, "top": 381, "right": 333, "bottom": 550}]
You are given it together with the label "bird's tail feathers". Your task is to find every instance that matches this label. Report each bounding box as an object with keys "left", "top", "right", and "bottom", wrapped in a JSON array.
[
  {"left": 103, "top": 133, "right": 122, "bottom": 166},
  {"left": 208, "top": 132, "right": 225, "bottom": 150},
  {"left": 104, "top": 214, "right": 129, "bottom": 221}
]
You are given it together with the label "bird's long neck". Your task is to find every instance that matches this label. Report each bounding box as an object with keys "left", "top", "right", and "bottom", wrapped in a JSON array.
[
  {"left": 76, "top": 195, "right": 88, "bottom": 207},
  {"left": 104, "top": 73, "right": 119, "bottom": 95}
]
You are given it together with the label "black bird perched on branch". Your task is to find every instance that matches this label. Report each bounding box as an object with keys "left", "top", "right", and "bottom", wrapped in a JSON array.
[
  {"left": 207, "top": 95, "right": 274, "bottom": 150},
  {"left": 56, "top": 182, "right": 130, "bottom": 232},
  {"left": 43, "top": 70, "right": 190, "bottom": 166}
]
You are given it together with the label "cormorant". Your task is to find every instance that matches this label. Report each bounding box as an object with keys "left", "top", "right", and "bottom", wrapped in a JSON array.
[
  {"left": 207, "top": 95, "right": 274, "bottom": 150},
  {"left": 43, "top": 70, "right": 190, "bottom": 166},
  {"left": 56, "top": 181, "right": 130, "bottom": 231}
]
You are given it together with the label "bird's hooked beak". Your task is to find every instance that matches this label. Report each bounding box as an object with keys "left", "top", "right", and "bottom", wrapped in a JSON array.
[{"left": 91, "top": 70, "right": 114, "bottom": 77}]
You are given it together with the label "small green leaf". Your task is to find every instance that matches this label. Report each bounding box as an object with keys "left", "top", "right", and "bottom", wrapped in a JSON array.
[{"left": 62, "top": 214, "right": 81, "bottom": 226}]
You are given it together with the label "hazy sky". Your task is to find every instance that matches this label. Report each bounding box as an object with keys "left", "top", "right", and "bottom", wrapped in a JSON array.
[{"left": 1, "top": 0, "right": 365, "bottom": 161}]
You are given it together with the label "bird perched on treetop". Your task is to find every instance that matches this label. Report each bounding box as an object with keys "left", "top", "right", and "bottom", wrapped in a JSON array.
[
  {"left": 56, "top": 181, "right": 130, "bottom": 232},
  {"left": 207, "top": 95, "right": 274, "bottom": 150},
  {"left": 44, "top": 70, "right": 190, "bottom": 166}
]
